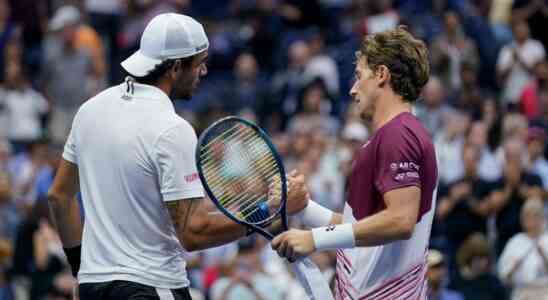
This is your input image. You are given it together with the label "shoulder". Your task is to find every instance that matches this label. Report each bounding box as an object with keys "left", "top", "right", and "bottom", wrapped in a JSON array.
[
  {"left": 155, "top": 117, "right": 197, "bottom": 147},
  {"left": 506, "top": 233, "right": 528, "bottom": 247},
  {"left": 377, "top": 113, "right": 430, "bottom": 150}
]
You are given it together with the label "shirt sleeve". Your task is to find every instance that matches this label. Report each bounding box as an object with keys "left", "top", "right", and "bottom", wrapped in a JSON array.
[
  {"left": 154, "top": 122, "right": 204, "bottom": 202},
  {"left": 496, "top": 46, "right": 513, "bottom": 72},
  {"left": 62, "top": 115, "right": 78, "bottom": 164},
  {"left": 374, "top": 126, "right": 422, "bottom": 194},
  {"left": 34, "top": 91, "right": 49, "bottom": 114}
]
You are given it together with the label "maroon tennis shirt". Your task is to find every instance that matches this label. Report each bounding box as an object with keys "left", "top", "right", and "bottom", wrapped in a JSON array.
[{"left": 347, "top": 112, "right": 438, "bottom": 222}]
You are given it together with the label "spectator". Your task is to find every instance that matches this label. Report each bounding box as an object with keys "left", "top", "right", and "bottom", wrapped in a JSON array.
[
  {"left": 0, "top": 0, "right": 18, "bottom": 81},
  {"left": 30, "top": 218, "right": 68, "bottom": 300},
  {"left": 501, "top": 112, "right": 529, "bottom": 142},
  {"left": 219, "top": 53, "right": 268, "bottom": 113},
  {"left": 42, "top": 5, "right": 95, "bottom": 144},
  {"left": 530, "top": 83, "right": 548, "bottom": 131},
  {"left": 434, "top": 111, "right": 469, "bottom": 185},
  {"left": 519, "top": 60, "right": 548, "bottom": 120},
  {"left": 498, "top": 198, "right": 548, "bottom": 300},
  {"left": 497, "top": 20, "right": 545, "bottom": 105},
  {"left": 414, "top": 76, "right": 453, "bottom": 135},
  {"left": 436, "top": 143, "right": 493, "bottom": 257},
  {"left": 451, "top": 62, "right": 483, "bottom": 116},
  {"left": 0, "top": 238, "right": 14, "bottom": 300},
  {"left": 271, "top": 40, "right": 310, "bottom": 130},
  {"left": 363, "top": 0, "right": 399, "bottom": 34},
  {"left": 278, "top": 0, "right": 326, "bottom": 30},
  {"left": 0, "top": 61, "right": 49, "bottom": 153},
  {"left": 430, "top": 11, "right": 479, "bottom": 93},
  {"left": 0, "top": 140, "right": 10, "bottom": 171},
  {"left": 467, "top": 121, "right": 503, "bottom": 181},
  {"left": 451, "top": 233, "right": 509, "bottom": 300},
  {"left": 210, "top": 237, "right": 283, "bottom": 300},
  {"left": 49, "top": 5, "right": 106, "bottom": 85},
  {"left": 0, "top": 172, "right": 18, "bottom": 241},
  {"left": 84, "top": 0, "right": 124, "bottom": 84},
  {"left": 287, "top": 78, "right": 339, "bottom": 136},
  {"left": 7, "top": 0, "right": 49, "bottom": 77},
  {"left": 489, "top": 150, "right": 543, "bottom": 254},
  {"left": 524, "top": 127, "right": 548, "bottom": 190},
  {"left": 427, "top": 249, "right": 464, "bottom": 300},
  {"left": 303, "top": 30, "right": 340, "bottom": 99},
  {"left": 7, "top": 138, "right": 49, "bottom": 208},
  {"left": 512, "top": 0, "right": 548, "bottom": 50}
]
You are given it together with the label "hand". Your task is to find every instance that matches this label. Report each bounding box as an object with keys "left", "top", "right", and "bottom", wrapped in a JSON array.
[
  {"left": 285, "top": 170, "right": 310, "bottom": 215},
  {"left": 231, "top": 272, "right": 254, "bottom": 288},
  {"left": 449, "top": 182, "right": 471, "bottom": 201},
  {"left": 271, "top": 229, "right": 315, "bottom": 261}
]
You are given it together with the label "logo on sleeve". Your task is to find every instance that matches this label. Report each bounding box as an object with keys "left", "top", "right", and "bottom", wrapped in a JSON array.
[
  {"left": 391, "top": 161, "right": 421, "bottom": 181},
  {"left": 184, "top": 173, "right": 199, "bottom": 182}
]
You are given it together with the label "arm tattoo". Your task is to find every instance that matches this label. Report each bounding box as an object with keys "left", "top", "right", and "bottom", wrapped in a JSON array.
[{"left": 166, "top": 198, "right": 202, "bottom": 234}]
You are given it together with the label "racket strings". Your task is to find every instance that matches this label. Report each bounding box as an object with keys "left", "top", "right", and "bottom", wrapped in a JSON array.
[{"left": 199, "top": 121, "right": 283, "bottom": 225}]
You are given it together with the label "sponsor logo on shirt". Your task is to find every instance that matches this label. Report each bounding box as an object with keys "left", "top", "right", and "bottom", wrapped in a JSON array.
[
  {"left": 391, "top": 161, "right": 421, "bottom": 181},
  {"left": 184, "top": 173, "right": 199, "bottom": 182}
]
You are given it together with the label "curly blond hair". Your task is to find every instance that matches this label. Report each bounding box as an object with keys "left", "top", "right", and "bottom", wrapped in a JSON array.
[{"left": 357, "top": 26, "right": 430, "bottom": 102}]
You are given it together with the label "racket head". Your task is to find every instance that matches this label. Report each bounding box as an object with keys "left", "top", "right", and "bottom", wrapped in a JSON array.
[{"left": 196, "top": 116, "right": 289, "bottom": 239}]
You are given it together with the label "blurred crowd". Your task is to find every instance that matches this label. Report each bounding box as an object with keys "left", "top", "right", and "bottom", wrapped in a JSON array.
[{"left": 0, "top": 0, "right": 548, "bottom": 300}]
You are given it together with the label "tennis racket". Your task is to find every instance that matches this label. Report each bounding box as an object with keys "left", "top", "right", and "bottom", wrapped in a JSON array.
[{"left": 196, "top": 116, "right": 333, "bottom": 300}]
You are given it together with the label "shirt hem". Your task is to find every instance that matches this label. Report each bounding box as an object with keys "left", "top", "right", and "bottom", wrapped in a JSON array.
[{"left": 78, "top": 273, "right": 189, "bottom": 289}]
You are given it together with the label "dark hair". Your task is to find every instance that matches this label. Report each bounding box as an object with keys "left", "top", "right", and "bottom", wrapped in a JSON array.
[
  {"left": 132, "top": 55, "right": 194, "bottom": 85},
  {"left": 357, "top": 26, "right": 430, "bottom": 102}
]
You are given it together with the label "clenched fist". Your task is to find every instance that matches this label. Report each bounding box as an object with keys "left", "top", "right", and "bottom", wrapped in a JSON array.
[{"left": 286, "top": 170, "right": 310, "bottom": 215}]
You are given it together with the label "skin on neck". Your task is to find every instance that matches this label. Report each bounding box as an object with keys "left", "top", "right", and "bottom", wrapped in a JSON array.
[
  {"left": 371, "top": 89, "right": 412, "bottom": 132},
  {"left": 156, "top": 77, "right": 172, "bottom": 96}
]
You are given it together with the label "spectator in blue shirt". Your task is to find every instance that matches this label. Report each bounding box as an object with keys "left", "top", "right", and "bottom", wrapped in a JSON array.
[{"left": 427, "top": 249, "right": 464, "bottom": 300}]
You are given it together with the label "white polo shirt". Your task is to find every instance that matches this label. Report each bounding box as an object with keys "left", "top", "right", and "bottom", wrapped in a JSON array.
[{"left": 63, "top": 82, "right": 204, "bottom": 288}]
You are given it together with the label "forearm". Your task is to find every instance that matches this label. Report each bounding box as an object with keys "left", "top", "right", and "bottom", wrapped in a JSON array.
[
  {"left": 33, "top": 236, "right": 49, "bottom": 270},
  {"left": 352, "top": 209, "right": 414, "bottom": 247},
  {"left": 183, "top": 211, "right": 246, "bottom": 251},
  {"left": 436, "top": 197, "right": 456, "bottom": 221},
  {"left": 297, "top": 200, "right": 341, "bottom": 228},
  {"left": 48, "top": 194, "right": 82, "bottom": 248}
]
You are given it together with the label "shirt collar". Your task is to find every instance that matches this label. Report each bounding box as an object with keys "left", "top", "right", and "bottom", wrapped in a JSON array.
[{"left": 119, "top": 78, "right": 174, "bottom": 111}]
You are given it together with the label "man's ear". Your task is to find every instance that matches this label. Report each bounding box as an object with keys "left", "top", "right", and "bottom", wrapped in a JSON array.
[
  {"left": 376, "top": 65, "right": 390, "bottom": 87},
  {"left": 172, "top": 59, "right": 182, "bottom": 73}
]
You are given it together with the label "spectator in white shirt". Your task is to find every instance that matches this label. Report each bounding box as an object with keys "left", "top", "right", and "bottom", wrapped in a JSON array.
[
  {"left": 0, "top": 61, "right": 49, "bottom": 153},
  {"left": 434, "top": 110, "right": 469, "bottom": 185},
  {"left": 497, "top": 20, "right": 546, "bottom": 105},
  {"left": 525, "top": 127, "right": 548, "bottom": 190},
  {"left": 498, "top": 198, "right": 548, "bottom": 300}
]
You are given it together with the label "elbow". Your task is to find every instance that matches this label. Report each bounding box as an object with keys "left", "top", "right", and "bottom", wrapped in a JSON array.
[
  {"left": 180, "top": 218, "right": 209, "bottom": 252},
  {"left": 181, "top": 237, "right": 200, "bottom": 252}
]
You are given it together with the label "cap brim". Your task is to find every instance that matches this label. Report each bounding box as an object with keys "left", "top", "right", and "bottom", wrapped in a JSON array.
[{"left": 121, "top": 50, "right": 163, "bottom": 77}]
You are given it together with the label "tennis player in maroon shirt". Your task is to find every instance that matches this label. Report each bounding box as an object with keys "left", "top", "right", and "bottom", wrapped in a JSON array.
[{"left": 273, "top": 27, "right": 438, "bottom": 299}]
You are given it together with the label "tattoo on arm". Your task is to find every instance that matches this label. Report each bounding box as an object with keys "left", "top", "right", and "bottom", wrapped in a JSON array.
[{"left": 166, "top": 198, "right": 203, "bottom": 234}]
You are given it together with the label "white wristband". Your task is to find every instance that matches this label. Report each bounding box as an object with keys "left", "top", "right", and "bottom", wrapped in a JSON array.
[
  {"left": 296, "top": 200, "right": 334, "bottom": 228},
  {"left": 312, "top": 223, "right": 355, "bottom": 251}
]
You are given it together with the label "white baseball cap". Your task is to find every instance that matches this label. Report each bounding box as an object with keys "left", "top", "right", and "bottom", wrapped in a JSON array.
[
  {"left": 121, "top": 13, "right": 209, "bottom": 77},
  {"left": 49, "top": 5, "right": 81, "bottom": 31}
]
